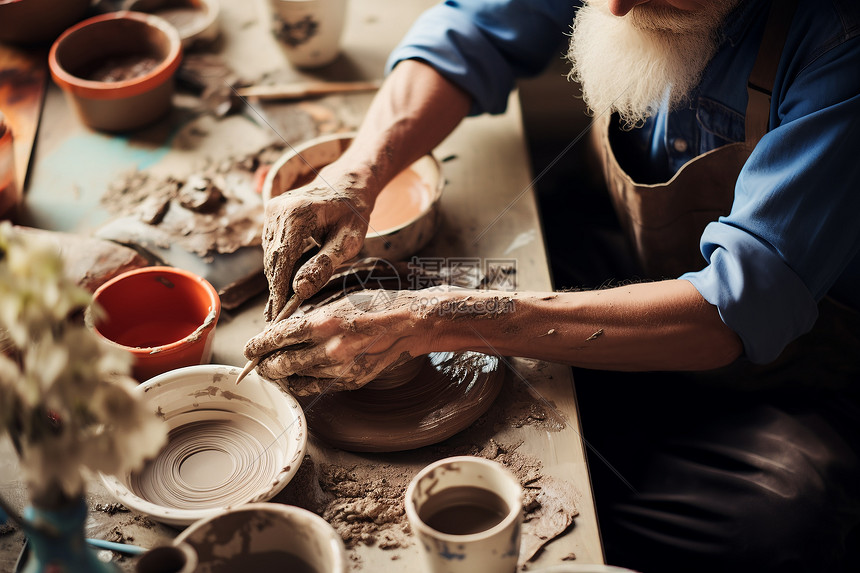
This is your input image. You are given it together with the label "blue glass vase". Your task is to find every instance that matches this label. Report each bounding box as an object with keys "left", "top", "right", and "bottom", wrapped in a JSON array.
[{"left": 19, "top": 496, "right": 119, "bottom": 573}]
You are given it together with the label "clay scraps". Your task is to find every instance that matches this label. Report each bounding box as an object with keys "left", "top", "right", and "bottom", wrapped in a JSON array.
[
  {"left": 97, "top": 147, "right": 274, "bottom": 262},
  {"left": 274, "top": 371, "right": 577, "bottom": 567},
  {"left": 277, "top": 440, "right": 578, "bottom": 567}
]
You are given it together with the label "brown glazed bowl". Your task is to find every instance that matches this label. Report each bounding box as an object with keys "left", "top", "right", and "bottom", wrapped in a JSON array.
[
  {"left": 48, "top": 11, "right": 182, "bottom": 132},
  {"left": 262, "top": 132, "right": 444, "bottom": 262},
  {"left": 0, "top": 0, "right": 91, "bottom": 46}
]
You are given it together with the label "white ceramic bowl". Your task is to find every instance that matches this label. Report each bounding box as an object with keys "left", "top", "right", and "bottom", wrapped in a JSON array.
[
  {"left": 175, "top": 502, "right": 347, "bottom": 572},
  {"left": 100, "top": 364, "right": 307, "bottom": 527},
  {"left": 262, "top": 132, "right": 444, "bottom": 261}
]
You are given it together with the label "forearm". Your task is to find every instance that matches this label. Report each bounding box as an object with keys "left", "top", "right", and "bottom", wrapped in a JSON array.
[
  {"left": 419, "top": 279, "right": 743, "bottom": 371},
  {"left": 324, "top": 59, "right": 472, "bottom": 198}
]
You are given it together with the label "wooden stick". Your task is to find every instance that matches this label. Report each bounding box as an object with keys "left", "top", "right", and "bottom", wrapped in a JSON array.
[
  {"left": 235, "top": 294, "right": 304, "bottom": 385},
  {"left": 236, "top": 80, "right": 381, "bottom": 101},
  {"left": 237, "top": 237, "right": 319, "bottom": 384}
]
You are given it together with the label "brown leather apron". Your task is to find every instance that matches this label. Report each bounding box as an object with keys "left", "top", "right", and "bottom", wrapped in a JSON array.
[
  {"left": 591, "top": 1, "right": 798, "bottom": 279},
  {"left": 591, "top": 0, "right": 860, "bottom": 385}
]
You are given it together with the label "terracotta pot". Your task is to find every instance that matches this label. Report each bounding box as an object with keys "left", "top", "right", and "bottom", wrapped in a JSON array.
[
  {"left": 0, "top": 0, "right": 91, "bottom": 46},
  {"left": 90, "top": 266, "right": 220, "bottom": 382},
  {"left": 48, "top": 11, "right": 182, "bottom": 133}
]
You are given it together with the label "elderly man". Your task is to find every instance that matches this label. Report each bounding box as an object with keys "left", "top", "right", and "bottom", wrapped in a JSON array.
[{"left": 245, "top": 1, "right": 860, "bottom": 570}]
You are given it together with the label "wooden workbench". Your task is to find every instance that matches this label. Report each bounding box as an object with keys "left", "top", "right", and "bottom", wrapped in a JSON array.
[{"left": 1, "top": 0, "right": 603, "bottom": 570}]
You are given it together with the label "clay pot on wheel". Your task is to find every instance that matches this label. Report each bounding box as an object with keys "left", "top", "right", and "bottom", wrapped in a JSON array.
[
  {"left": 283, "top": 259, "right": 507, "bottom": 453},
  {"left": 48, "top": 11, "right": 183, "bottom": 133}
]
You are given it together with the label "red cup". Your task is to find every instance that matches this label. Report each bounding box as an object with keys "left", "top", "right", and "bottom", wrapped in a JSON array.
[
  {"left": 0, "top": 114, "right": 19, "bottom": 221},
  {"left": 92, "top": 266, "right": 221, "bottom": 382}
]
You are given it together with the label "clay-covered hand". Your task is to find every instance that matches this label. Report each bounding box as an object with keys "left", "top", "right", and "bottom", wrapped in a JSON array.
[
  {"left": 262, "top": 169, "right": 374, "bottom": 322},
  {"left": 243, "top": 290, "right": 424, "bottom": 395}
]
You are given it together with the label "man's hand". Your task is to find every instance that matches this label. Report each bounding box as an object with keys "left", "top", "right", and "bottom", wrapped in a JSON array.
[
  {"left": 262, "top": 170, "right": 373, "bottom": 322},
  {"left": 261, "top": 60, "right": 473, "bottom": 322},
  {"left": 244, "top": 289, "right": 426, "bottom": 395}
]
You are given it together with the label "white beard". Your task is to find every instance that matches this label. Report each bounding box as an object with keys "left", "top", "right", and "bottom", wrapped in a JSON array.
[{"left": 567, "top": 0, "right": 740, "bottom": 129}]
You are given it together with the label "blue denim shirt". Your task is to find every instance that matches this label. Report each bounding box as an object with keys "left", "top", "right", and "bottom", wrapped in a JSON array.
[{"left": 386, "top": 0, "right": 860, "bottom": 364}]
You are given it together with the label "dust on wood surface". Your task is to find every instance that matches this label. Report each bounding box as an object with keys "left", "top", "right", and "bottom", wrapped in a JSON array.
[{"left": 274, "top": 369, "right": 578, "bottom": 569}]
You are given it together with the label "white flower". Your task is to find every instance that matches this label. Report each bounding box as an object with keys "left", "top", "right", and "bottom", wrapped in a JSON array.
[{"left": 0, "top": 222, "right": 167, "bottom": 500}]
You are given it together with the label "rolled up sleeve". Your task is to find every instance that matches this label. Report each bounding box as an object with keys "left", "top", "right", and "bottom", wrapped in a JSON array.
[
  {"left": 385, "top": 0, "right": 579, "bottom": 116},
  {"left": 682, "top": 224, "right": 819, "bottom": 364},
  {"left": 683, "top": 37, "right": 860, "bottom": 363}
]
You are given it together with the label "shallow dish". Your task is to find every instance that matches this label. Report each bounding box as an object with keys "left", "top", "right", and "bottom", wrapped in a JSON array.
[
  {"left": 100, "top": 364, "right": 307, "bottom": 527},
  {"left": 175, "top": 502, "right": 347, "bottom": 573},
  {"left": 262, "top": 132, "right": 444, "bottom": 261}
]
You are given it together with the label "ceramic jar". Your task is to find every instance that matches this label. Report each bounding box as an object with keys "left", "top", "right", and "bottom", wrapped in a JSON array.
[
  {"left": 406, "top": 457, "right": 525, "bottom": 573},
  {"left": 268, "top": 0, "right": 348, "bottom": 68},
  {"left": 175, "top": 503, "right": 347, "bottom": 572}
]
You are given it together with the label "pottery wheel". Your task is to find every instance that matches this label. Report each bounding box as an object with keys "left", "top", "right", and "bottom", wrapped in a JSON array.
[
  {"left": 130, "top": 410, "right": 283, "bottom": 510},
  {"left": 297, "top": 351, "right": 506, "bottom": 452}
]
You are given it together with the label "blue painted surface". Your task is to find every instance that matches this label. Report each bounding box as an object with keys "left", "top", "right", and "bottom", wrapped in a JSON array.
[{"left": 22, "top": 128, "right": 175, "bottom": 233}]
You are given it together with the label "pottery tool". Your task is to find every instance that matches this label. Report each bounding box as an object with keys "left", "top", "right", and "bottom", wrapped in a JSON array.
[
  {"left": 235, "top": 293, "right": 304, "bottom": 385},
  {"left": 236, "top": 80, "right": 381, "bottom": 101},
  {"left": 235, "top": 236, "right": 320, "bottom": 384},
  {"left": 86, "top": 538, "right": 148, "bottom": 556}
]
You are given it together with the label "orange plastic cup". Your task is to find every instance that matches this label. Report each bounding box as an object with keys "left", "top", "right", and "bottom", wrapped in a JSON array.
[{"left": 92, "top": 266, "right": 221, "bottom": 382}]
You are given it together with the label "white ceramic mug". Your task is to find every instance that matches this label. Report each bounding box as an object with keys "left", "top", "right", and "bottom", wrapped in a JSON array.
[
  {"left": 405, "top": 456, "right": 524, "bottom": 573},
  {"left": 268, "top": 0, "right": 347, "bottom": 68}
]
